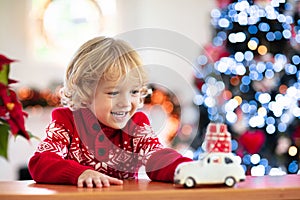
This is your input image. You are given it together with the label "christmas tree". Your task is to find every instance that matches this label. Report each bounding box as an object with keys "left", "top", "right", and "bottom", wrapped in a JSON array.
[{"left": 193, "top": 0, "right": 300, "bottom": 175}]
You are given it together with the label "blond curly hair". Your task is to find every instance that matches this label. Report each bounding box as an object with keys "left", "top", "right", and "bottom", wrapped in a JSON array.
[{"left": 60, "top": 36, "right": 148, "bottom": 110}]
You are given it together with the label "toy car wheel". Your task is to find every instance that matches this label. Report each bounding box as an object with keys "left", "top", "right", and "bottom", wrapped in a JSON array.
[
  {"left": 184, "top": 177, "right": 196, "bottom": 188},
  {"left": 224, "top": 176, "right": 236, "bottom": 187}
]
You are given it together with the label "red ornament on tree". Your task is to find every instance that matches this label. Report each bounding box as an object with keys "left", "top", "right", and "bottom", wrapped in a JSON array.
[{"left": 238, "top": 130, "right": 266, "bottom": 154}]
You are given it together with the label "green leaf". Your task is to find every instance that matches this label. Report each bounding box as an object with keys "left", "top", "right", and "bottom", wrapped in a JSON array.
[
  {"left": 0, "top": 124, "right": 10, "bottom": 159},
  {"left": 0, "top": 64, "right": 9, "bottom": 85}
]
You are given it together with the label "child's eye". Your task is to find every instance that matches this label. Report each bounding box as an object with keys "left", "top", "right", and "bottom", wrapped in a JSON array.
[
  {"left": 107, "top": 91, "right": 119, "bottom": 96},
  {"left": 131, "top": 90, "right": 140, "bottom": 95}
]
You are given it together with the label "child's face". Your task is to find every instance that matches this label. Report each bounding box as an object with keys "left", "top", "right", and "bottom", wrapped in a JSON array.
[{"left": 91, "top": 72, "right": 143, "bottom": 129}]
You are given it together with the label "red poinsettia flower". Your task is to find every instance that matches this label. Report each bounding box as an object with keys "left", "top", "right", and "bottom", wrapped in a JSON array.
[
  {"left": 0, "top": 54, "right": 15, "bottom": 72},
  {"left": 0, "top": 54, "right": 31, "bottom": 159},
  {"left": 3, "top": 89, "right": 29, "bottom": 139}
]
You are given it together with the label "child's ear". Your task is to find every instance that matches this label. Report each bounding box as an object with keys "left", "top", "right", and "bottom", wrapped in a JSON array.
[
  {"left": 138, "top": 98, "right": 144, "bottom": 109},
  {"left": 138, "top": 86, "right": 151, "bottom": 109}
]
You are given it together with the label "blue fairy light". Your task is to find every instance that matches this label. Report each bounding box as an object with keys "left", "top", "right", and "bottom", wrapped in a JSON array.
[
  {"left": 256, "top": 62, "right": 266, "bottom": 73},
  {"left": 266, "top": 62, "right": 274, "bottom": 70},
  {"left": 277, "top": 14, "right": 286, "bottom": 23},
  {"left": 266, "top": 32, "right": 275, "bottom": 41},
  {"left": 265, "top": 69, "right": 275, "bottom": 79},
  {"left": 193, "top": 94, "right": 204, "bottom": 106},
  {"left": 258, "top": 22, "right": 270, "bottom": 32},
  {"left": 282, "top": 29, "right": 292, "bottom": 39},
  {"left": 258, "top": 93, "right": 271, "bottom": 104},
  {"left": 249, "top": 70, "right": 259, "bottom": 80},
  {"left": 282, "top": 22, "right": 291, "bottom": 30},
  {"left": 285, "top": 15, "right": 293, "bottom": 24},
  {"left": 249, "top": 105, "right": 258, "bottom": 115},
  {"left": 218, "top": 18, "right": 230, "bottom": 28},
  {"left": 241, "top": 102, "right": 250, "bottom": 113},
  {"left": 285, "top": 64, "right": 297, "bottom": 75},
  {"left": 197, "top": 55, "right": 208, "bottom": 65},
  {"left": 259, "top": 158, "right": 269, "bottom": 168},
  {"left": 217, "top": 31, "right": 227, "bottom": 40},
  {"left": 257, "top": 72, "right": 264, "bottom": 81},
  {"left": 231, "top": 139, "right": 238, "bottom": 151},
  {"left": 288, "top": 161, "right": 299, "bottom": 173},
  {"left": 228, "top": 9, "right": 237, "bottom": 18},
  {"left": 292, "top": 55, "right": 300, "bottom": 65},
  {"left": 211, "top": 8, "right": 221, "bottom": 18},
  {"left": 274, "top": 31, "right": 283, "bottom": 40},
  {"left": 213, "top": 36, "right": 223, "bottom": 46},
  {"left": 235, "top": 52, "right": 244, "bottom": 62},
  {"left": 275, "top": 53, "right": 287, "bottom": 63},
  {"left": 244, "top": 51, "right": 254, "bottom": 61},
  {"left": 243, "top": 154, "right": 251, "bottom": 165},
  {"left": 249, "top": 100, "right": 258, "bottom": 106},
  {"left": 248, "top": 25, "right": 258, "bottom": 34},
  {"left": 241, "top": 76, "right": 251, "bottom": 85},
  {"left": 240, "top": 84, "right": 250, "bottom": 93},
  {"left": 278, "top": 122, "right": 287, "bottom": 132},
  {"left": 266, "top": 124, "right": 276, "bottom": 134},
  {"left": 266, "top": 117, "right": 275, "bottom": 125},
  {"left": 285, "top": 2, "right": 293, "bottom": 11}
]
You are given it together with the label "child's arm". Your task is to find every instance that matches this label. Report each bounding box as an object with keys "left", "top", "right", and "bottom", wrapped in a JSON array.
[
  {"left": 29, "top": 151, "right": 123, "bottom": 187},
  {"left": 28, "top": 107, "right": 89, "bottom": 185},
  {"left": 145, "top": 148, "right": 193, "bottom": 182},
  {"left": 131, "top": 112, "right": 193, "bottom": 182},
  {"left": 28, "top": 151, "right": 92, "bottom": 185}
]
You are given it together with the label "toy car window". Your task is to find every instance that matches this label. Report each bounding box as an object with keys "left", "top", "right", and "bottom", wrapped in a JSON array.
[
  {"left": 225, "top": 157, "right": 233, "bottom": 164},
  {"left": 208, "top": 155, "right": 221, "bottom": 164}
]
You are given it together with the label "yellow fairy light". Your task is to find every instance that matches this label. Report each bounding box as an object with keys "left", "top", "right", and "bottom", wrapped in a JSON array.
[
  {"left": 257, "top": 107, "right": 267, "bottom": 116},
  {"left": 258, "top": 45, "right": 268, "bottom": 55},
  {"left": 233, "top": 96, "right": 242, "bottom": 105},
  {"left": 248, "top": 40, "right": 258, "bottom": 50},
  {"left": 288, "top": 146, "right": 298, "bottom": 157}
]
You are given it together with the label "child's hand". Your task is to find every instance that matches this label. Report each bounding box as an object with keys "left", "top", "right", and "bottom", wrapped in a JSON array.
[{"left": 77, "top": 169, "right": 123, "bottom": 188}]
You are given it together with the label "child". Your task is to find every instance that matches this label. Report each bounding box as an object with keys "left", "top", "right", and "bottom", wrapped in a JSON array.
[{"left": 28, "top": 36, "right": 192, "bottom": 188}]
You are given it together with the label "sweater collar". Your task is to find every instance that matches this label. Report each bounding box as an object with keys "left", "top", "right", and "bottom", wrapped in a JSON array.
[{"left": 73, "top": 107, "right": 119, "bottom": 137}]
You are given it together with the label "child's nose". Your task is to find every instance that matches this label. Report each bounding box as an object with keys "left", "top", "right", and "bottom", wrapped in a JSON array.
[{"left": 116, "top": 93, "right": 131, "bottom": 107}]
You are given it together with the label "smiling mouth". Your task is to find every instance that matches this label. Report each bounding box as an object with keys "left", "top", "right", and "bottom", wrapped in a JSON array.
[{"left": 111, "top": 111, "right": 129, "bottom": 119}]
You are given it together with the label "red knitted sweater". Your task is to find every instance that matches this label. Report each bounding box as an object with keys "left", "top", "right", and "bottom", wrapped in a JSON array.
[{"left": 28, "top": 107, "right": 192, "bottom": 185}]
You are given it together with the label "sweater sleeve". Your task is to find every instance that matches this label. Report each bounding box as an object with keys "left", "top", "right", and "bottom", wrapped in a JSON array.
[
  {"left": 28, "top": 107, "right": 93, "bottom": 185},
  {"left": 145, "top": 148, "right": 193, "bottom": 182},
  {"left": 28, "top": 152, "right": 92, "bottom": 185},
  {"left": 131, "top": 112, "right": 193, "bottom": 182}
]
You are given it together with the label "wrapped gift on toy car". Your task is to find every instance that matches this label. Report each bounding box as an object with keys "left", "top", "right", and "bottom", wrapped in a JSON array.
[{"left": 204, "top": 123, "right": 231, "bottom": 153}]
